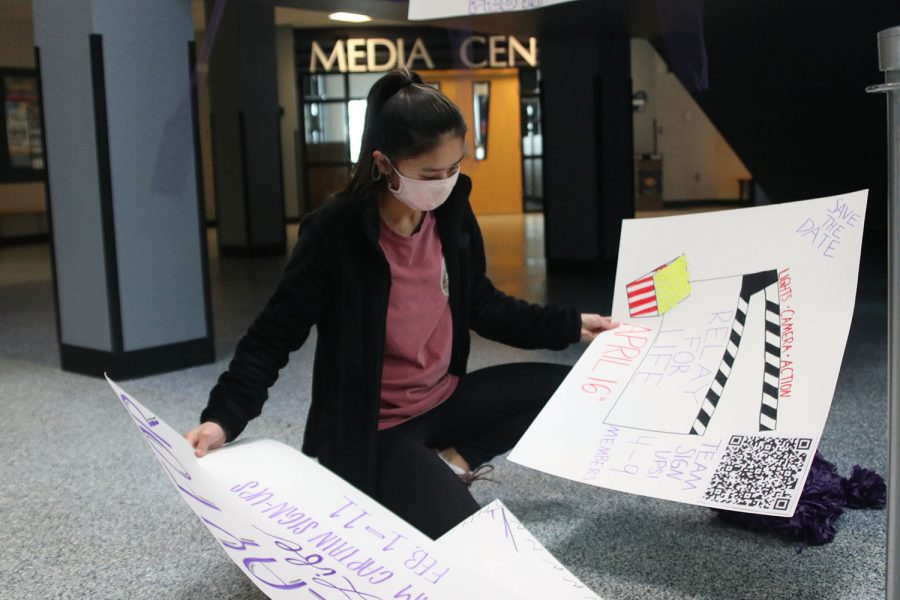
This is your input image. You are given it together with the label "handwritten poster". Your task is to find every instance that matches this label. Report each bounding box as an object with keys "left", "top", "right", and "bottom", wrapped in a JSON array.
[
  {"left": 509, "top": 191, "right": 868, "bottom": 517},
  {"left": 407, "top": 0, "right": 581, "bottom": 20},
  {"left": 108, "top": 377, "right": 602, "bottom": 599}
]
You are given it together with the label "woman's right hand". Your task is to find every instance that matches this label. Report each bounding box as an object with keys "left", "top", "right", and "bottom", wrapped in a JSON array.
[{"left": 184, "top": 422, "right": 226, "bottom": 457}]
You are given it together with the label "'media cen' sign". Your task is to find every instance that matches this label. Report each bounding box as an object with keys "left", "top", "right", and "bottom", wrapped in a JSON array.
[{"left": 308, "top": 36, "right": 539, "bottom": 73}]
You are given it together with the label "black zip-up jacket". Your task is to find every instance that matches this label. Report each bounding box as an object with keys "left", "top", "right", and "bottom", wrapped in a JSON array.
[{"left": 201, "top": 175, "right": 582, "bottom": 494}]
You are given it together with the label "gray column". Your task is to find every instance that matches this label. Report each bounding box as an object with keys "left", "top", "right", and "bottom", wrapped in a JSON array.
[
  {"left": 276, "top": 26, "right": 302, "bottom": 220},
  {"left": 873, "top": 24, "right": 900, "bottom": 600},
  {"left": 206, "top": 0, "right": 286, "bottom": 256},
  {"left": 542, "top": 35, "right": 634, "bottom": 272},
  {"left": 33, "top": 0, "right": 214, "bottom": 378}
]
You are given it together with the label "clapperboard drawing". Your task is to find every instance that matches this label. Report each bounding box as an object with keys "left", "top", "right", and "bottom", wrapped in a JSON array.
[
  {"left": 509, "top": 191, "right": 868, "bottom": 517},
  {"left": 609, "top": 257, "right": 783, "bottom": 437}
]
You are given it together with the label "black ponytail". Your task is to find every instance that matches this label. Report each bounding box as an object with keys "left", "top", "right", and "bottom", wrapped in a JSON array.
[{"left": 342, "top": 67, "right": 467, "bottom": 199}]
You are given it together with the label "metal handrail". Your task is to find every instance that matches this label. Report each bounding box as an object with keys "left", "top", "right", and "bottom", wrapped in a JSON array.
[{"left": 867, "top": 82, "right": 900, "bottom": 94}]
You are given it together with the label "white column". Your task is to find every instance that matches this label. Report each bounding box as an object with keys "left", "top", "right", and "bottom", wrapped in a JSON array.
[{"left": 33, "top": 0, "right": 213, "bottom": 378}]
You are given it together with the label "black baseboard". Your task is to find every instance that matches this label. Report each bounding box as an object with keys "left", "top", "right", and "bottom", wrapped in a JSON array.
[
  {"left": 0, "top": 233, "right": 50, "bottom": 247},
  {"left": 219, "top": 243, "right": 286, "bottom": 257},
  {"left": 61, "top": 337, "right": 215, "bottom": 380}
]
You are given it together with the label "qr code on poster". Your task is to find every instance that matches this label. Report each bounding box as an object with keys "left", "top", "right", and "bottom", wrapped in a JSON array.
[{"left": 702, "top": 435, "right": 813, "bottom": 512}]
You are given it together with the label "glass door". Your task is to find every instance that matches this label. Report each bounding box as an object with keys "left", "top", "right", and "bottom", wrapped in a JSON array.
[{"left": 300, "top": 73, "right": 383, "bottom": 211}]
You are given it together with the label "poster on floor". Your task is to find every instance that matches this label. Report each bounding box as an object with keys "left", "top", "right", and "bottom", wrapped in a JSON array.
[
  {"left": 438, "top": 499, "right": 600, "bottom": 598},
  {"left": 408, "top": 0, "right": 580, "bottom": 20},
  {"left": 509, "top": 190, "right": 868, "bottom": 517},
  {"left": 108, "top": 378, "right": 601, "bottom": 599}
]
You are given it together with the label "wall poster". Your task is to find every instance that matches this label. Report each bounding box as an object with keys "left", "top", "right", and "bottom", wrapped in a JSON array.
[{"left": 1, "top": 68, "right": 44, "bottom": 182}]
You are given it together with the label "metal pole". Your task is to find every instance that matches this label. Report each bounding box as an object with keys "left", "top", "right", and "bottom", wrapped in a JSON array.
[{"left": 868, "top": 24, "right": 900, "bottom": 600}]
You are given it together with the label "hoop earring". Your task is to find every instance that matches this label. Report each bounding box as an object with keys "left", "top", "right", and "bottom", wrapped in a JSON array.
[{"left": 370, "top": 162, "right": 382, "bottom": 182}]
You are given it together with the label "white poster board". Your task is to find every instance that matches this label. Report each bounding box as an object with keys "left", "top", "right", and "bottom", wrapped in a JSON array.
[
  {"left": 408, "top": 0, "right": 581, "bottom": 20},
  {"left": 109, "top": 378, "right": 602, "bottom": 599},
  {"left": 439, "top": 499, "right": 601, "bottom": 599},
  {"left": 509, "top": 191, "right": 867, "bottom": 517}
]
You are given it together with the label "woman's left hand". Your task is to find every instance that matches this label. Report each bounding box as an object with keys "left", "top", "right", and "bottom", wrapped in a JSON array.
[{"left": 580, "top": 313, "right": 618, "bottom": 342}]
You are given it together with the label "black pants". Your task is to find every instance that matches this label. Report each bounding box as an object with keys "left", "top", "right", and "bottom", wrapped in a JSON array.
[{"left": 373, "top": 362, "right": 569, "bottom": 540}]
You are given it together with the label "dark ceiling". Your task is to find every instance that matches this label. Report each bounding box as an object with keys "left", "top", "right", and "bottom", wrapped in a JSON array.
[{"left": 281, "top": 0, "right": 662, "bottom": 39}]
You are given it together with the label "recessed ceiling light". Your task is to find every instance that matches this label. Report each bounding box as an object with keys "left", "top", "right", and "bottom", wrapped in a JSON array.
[{"left": 329, "top": 12, "right": 372, "bottom": 23}]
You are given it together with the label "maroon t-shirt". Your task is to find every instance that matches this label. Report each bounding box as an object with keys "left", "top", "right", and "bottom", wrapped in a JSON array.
[{"left": 377, "top": 211, "right": 458, "bottom": 430}]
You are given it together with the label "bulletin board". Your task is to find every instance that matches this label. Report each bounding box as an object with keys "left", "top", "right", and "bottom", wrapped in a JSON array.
[{"left": 0, "top": 67, "right": 45, "bottom": 183}]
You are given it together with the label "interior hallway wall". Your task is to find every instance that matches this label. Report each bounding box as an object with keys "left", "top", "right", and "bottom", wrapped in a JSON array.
[
  {"left": 668, "top": 0, "right": 895, "bottom": 231},
  {"left": 0, "top": 13, "right": 46, "bottom": 240},
  {"left": 631, "top": 39, "right": 750, "bottom": 202}
]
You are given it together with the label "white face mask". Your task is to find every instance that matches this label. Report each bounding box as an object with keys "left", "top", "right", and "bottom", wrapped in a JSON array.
[{"left": 387, "top": 162, "right": 459, "bottom": 212}]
